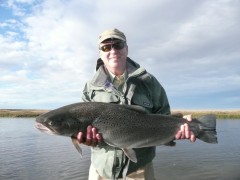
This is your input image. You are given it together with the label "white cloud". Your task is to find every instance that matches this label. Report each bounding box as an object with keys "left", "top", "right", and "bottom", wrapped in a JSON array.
[{"left": 0, "top": 0, "right": 239, "bottom": 109}]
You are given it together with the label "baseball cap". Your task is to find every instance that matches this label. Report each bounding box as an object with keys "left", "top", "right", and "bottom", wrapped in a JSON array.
[{"left": 98, "top": 28, "right": 126, "bottom": 44}]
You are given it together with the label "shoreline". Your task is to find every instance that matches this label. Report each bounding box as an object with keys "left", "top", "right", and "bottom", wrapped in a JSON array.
[
  {"left": 0, "top": 109, "right": 49, "bottom": 118},
  {"left": 0, "top": 109, "right": 240, "bottom": 119}
]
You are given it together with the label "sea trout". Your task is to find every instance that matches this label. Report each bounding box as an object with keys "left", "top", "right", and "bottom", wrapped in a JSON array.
[{"left": 35, "top": 102, "right": 217, "bottom": 163}]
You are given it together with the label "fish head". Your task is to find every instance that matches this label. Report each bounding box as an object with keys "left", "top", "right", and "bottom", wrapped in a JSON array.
[{"left": 35, "top": 109, "right": 82, "bottom": 137}]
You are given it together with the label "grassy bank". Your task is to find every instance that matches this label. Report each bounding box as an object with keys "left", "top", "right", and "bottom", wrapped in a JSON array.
[
  {"left": 171, "top": 110, "right": 240, "bottom": 119},
  {"left": 0, "top": 109, "right": 49, "bottom": 118},
  {"left": 0, "top": 109, "right": 240, "bottom": 119}
]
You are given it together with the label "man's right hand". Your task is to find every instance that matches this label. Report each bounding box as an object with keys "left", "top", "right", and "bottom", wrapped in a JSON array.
[{"left": 76, "top": 125, "right": 102, "bottom": 146}]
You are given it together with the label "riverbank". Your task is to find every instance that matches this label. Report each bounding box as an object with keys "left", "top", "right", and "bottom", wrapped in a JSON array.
[
  {"left": 0, "top": 109, "right": 49, "bottom": 118},
  {"left": 172, "top": 110, "right": 240, "bottom": 119},
  {"left": 0, "top": 109, "right": 240, "bottom": 119}
]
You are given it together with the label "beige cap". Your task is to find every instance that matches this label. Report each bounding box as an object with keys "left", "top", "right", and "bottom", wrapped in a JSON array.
[{"left": 98, "top": 28, "right": 126, "bottom": 44}]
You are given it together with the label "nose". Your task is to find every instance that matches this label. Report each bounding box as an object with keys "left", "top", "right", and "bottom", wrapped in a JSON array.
[
  {"left": 110, "top": 48, "right": 116, "bottom": 52},
  {"left": 109, "top": 46, "right": 118, "bottom": 53}
]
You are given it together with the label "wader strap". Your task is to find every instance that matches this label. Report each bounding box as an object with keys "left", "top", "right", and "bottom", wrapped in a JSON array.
[
  {"left": 121, "top": 158, "right": 130, "bottom": 180},
  {"left": 112, "top": 149, "right": 121, "bottom": 180},
  {"left": 112, "top": 150, "right": 130, "bottom": 180}
]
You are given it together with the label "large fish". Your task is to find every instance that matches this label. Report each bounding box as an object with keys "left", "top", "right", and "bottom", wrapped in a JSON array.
[{"left": 35, "top": 102, "right": 217, "bottom": 163}]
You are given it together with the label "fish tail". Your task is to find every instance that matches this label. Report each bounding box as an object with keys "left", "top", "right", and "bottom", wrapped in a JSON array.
[{"left": 196, "top": 114, "right": 218, "bottom": 144}]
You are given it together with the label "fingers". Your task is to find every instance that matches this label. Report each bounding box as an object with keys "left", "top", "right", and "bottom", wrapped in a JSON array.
[
  {"left": 179, "top": 123, "right": 189, "bottom": 139},
  {"left": 175, "top": 129, "right": 182, "bottom": 140},
  {"left": 175, "top": 123, "right": 196, "bottom": 142},
  {"left": 180, "top": 114, "right": 196, "bottom": 142},
  {"left": 180, "top": 124, "right": 185, "bottom": 139},
  {"left": 184, "top": 123, "right": 190, "bottom": 139},
  {"left": 85, "top": 125, "right": 93, "bottom": 146},
  {"left": 76, "top": 125, "right": 101, "bottom": 146},
  {"left": 77, "top": 131, "right": 84, "bottom": 143},
  {"left": 190, "top": 132, "right": 196, "bottom": 142},
  {"left": 92, "top": 127, "right": 97, "bottom": 146}
]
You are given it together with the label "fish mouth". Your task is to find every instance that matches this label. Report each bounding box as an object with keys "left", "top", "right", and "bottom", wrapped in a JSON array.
[{"left": 35, "top": 122, "right": 56, "bottom": 135}]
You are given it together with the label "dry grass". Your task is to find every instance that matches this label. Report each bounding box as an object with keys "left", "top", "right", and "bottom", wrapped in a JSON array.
[
  {"left": 172, "top": 110, "right": 240, "bottom": 119},
  {"left": 0, "top": 109, "right": 49, "bottom": 117}
]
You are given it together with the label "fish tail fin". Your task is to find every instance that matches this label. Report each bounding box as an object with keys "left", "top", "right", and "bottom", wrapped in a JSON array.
[
  {"left": 197, "top": 114, "right": 218, "bottom": 144},
  {"left": 71, "top": 137, "right": 83, "bottom": 156}
]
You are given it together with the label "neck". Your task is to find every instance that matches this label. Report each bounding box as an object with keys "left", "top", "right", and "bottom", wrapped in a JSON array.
[
  {"left": 110, "top": 69, "right": 125, "bottom": 76},
  {"left": 107, "top": 65, "right": 126, "bottom": 76}
]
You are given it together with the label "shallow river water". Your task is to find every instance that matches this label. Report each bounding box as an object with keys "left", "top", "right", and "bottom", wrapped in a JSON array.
[{"left": 0, "top": 118, "right": 240, "bottom": 180}]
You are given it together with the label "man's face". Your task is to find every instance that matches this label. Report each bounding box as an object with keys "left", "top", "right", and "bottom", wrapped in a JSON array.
[{"left": 99, "top": 40, "right": 128, "bottom": 75}]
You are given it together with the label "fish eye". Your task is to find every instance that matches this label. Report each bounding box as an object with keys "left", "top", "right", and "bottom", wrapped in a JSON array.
[{"left": 48, "top": 121, "right": 54, "bottom": 126}]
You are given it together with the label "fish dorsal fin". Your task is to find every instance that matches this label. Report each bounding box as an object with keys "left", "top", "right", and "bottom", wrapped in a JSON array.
[
  {"left": 122, "top": 148, "right": 137, "bottom": 163},
  {"left": 122, "top": 105, "right": 148, "bottom": 114},
  {"left": 71, "top": 137, "right": 83, "bottom": 157}
]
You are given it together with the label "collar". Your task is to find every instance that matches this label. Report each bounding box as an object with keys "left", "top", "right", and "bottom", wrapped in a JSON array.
[{"left": 108, "top": 70, "right": 128, "bottom": 82}]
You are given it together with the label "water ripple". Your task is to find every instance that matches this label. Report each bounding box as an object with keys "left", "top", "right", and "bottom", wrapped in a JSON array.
[{"left": 1, "top": 118, "right": 240, "bottom": 180}]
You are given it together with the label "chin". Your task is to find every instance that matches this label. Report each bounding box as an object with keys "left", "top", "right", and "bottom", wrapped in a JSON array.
[{"left": 110, "top": 61, "right": 120, "bottom": 65}]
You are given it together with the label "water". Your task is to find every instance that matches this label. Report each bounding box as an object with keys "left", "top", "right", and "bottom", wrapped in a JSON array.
[{"left": 0, "top": 118, "right": 240, "bottom": 180}]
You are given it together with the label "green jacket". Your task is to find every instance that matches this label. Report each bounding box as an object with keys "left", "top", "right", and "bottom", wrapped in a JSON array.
[{"left": 82, "top": 57, "right": 170, "bottom": 179}]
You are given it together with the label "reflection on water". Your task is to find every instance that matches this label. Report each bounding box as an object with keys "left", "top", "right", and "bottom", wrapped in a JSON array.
[{"left": 0, "top": 118, "right": 240, "bottom": 180}]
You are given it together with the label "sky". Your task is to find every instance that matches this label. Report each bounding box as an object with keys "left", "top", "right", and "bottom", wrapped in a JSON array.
[{"left": 0, "top": 0, "right": 239, "bottom": 110}]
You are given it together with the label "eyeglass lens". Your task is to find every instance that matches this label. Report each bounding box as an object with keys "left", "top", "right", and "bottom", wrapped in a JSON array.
[{"left": 100, "top": 42, "right": 125, "bottom": 52}]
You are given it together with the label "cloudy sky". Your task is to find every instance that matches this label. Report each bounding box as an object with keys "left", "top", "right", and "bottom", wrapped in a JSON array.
[{"left": 0, "top": 0, "right": 239, "bottom": 110}]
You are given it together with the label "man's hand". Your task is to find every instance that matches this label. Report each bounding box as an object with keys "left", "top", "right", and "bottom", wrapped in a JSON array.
[
  {"left": 175, "top": 115, "right": 196, "bottom": 142},
  {"left": 76, "top": 125, "right": 102, "bottom": 146}
]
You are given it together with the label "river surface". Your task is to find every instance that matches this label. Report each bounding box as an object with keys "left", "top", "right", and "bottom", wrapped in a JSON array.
[{"left": 0, "top": 118, "right": 240, "bottom": 180}]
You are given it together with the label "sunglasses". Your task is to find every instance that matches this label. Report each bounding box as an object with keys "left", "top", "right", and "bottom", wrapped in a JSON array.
[{"left": 99, "top": 42, "right": 125, "bottom": 52}]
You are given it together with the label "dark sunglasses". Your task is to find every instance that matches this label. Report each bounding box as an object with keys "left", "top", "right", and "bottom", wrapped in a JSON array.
[{"left": 99, "top": 42, "right": 125, "bottom": 52}]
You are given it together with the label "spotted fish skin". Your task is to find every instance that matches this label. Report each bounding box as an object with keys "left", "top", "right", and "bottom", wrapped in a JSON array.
[{"left": 35, "top": 102, "right": 217, "bottom": 162}]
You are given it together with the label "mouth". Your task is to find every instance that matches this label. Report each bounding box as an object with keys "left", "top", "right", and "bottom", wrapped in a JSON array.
[
  {"left": 109, "top": 55, "right": 121, "bottom": 59},
  {"left": 35, "top": 122, "right": 56, "bottom": 135}
]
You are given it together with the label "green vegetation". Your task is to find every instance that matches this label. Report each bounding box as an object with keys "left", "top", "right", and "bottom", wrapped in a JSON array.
[{"left": 0, "top": 109, "right": 240, "bottom": 119}]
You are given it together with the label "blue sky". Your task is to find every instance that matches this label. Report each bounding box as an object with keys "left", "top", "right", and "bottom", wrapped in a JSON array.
[{"left": 0, "top": 0, "right": 239, "bottom": 110}]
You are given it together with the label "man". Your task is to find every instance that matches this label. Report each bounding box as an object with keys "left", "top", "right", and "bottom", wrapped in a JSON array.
[{"left": 77, "top": 28, "right": 196, "bottom": 180}]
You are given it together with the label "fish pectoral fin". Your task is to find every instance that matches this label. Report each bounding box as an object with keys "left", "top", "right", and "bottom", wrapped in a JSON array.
[
  {"left": 71, "top": 137, "right": 83, "bottom": 157},
  {"left": 122, "top": 148, "right": 137, "bottom": 163},
  {"left": 164, "top": 141, "right": 176, "bottom": 146}
]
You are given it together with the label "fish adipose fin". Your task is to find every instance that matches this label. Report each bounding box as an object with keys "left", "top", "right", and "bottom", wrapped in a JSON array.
[
  {"left": 122, "top": 148, "right": 137, "bottom": 163},
  {"left": 71, "top": 137, "right": 83, "bottom": 156},
  {"left": 196, "top": 114, "right": 218, "bottom": 144}
]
